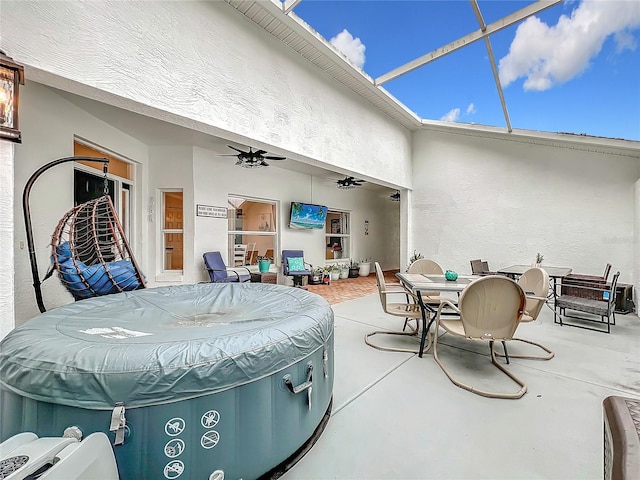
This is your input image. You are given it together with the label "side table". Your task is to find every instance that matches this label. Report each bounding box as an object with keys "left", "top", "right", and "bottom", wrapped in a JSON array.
[{"left": 250, "top": 272, "right": 278, "bottom": 284}]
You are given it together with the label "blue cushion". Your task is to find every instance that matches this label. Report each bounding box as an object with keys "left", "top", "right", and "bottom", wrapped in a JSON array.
[
  {"left": 287, "top": 257, "right": 305, "bottom": 272},
  {"left": 54, "top": 242, "right": 141, "bottom": 299}
]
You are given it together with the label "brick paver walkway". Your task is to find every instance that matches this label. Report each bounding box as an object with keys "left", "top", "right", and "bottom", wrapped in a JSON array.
[{"left": 306, "top": 270, "right": 399, "bottom": 305}]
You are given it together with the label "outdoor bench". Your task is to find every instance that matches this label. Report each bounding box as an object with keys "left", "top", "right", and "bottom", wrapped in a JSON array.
[{"left": 554, "top": 271, "right": 620, "bottom": 333}]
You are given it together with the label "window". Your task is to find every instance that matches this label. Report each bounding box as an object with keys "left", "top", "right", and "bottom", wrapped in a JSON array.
[
  {"left": 162, "top": 191, "right": 183, "bottom": 271},
  {"left": 325, "top": 210, "right": 350, "bottom": 261},
  {"left": 73, "top": 141, "right": 134, "bottom": 239},
  {"left": 228, "top": 196, "right": 277, "bottom": 265}
]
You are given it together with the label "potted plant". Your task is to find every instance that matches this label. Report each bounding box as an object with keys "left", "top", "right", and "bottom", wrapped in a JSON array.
[
  {"left": 309, "top": 266, "right": 323, "bottom": 285},
  {"left": 257, "top": 255, "right": 272, "bottom": 273},
  {"left": 330, "top": 265, "right": 341, "bottom": 281},
  {"left": 408, "top": 250, "right": 424, "bottom": 270},
  {"left": 534, "top": 252, "right": 544, "bottom": 267},
  {"left": 322, "top": 266, "right": 332, "bottom": 285},
  {"left": 348, "top": 260, "right": 359, "bottom": 278},
  {"left": 358, "top": 258, "right": 371, "bottom": 277},
  {"left": 339, "top": 263, "right": 349, "bottom": 279}
]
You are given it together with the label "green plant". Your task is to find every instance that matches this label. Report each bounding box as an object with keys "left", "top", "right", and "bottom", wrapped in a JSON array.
[
  {"left": 535, "top": 252, "right": 544, "bottom": 264},
  {"left": 359, "top": 258, "right": 370, "bottom": 264},
  {"left": 257, "top": 255, "right": 272, "bottom": 262},
  {"left": 409, "top": 250, "right": 424, "bottom": 264}
]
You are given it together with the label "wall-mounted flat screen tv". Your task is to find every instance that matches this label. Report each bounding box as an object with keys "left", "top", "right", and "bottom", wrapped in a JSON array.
[{"left": 289, "top": 202, "right": 328, "bottom": 230}]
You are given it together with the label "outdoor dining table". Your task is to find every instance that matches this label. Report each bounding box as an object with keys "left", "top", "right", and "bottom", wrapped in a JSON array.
[
  {"left": 396, "top": 273, "right": 480, "bottom": 357},
  {"left": 496, "top": 264, "right": 572, "bottom": 306}
]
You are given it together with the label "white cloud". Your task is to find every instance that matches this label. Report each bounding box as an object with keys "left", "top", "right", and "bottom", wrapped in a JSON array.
[
  {"left": 499, "top": 0, "right": 640, "bottom": 91},
  {"left": 330, "top": 29, "right": 366, "bottom": 69},
  {"left": 440, "top": 108, "right": 460, "bottom": 122},
  {"left": 440, "top": 104, "right": 475, "bottom": 122}
]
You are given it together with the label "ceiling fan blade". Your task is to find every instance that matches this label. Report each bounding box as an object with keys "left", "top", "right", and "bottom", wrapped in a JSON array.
[
  {"left": 254, "top": 149, "right": 267, "bottom": 156},
  {"left": 263, "top": 155, "right": 286, "bottom": 160},
  {"left": 260, "top": 160, "right": 270, "bottom": 166},
  {"left": 227, "top": 145, "right": 246, "bottom": 154}
]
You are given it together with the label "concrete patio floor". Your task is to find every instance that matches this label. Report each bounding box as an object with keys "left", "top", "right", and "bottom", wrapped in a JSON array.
[{"left": 283, "top": 293, "right": 640, "bottom": 480}]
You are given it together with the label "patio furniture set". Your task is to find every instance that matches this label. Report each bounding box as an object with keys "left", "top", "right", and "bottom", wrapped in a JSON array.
[{"left": 368, "top": 259, "right": 626, "bottom": 400}]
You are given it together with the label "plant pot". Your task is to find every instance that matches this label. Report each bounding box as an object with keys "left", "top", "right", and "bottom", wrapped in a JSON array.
[
  {"left": 339, "top": 269, "right": 349, "bottom": 279},
  {"left": 322, "top": 275, "right": 331, "bottom": 285},
  {"left": 309, "top": 274, "right": 322, "bottom": 285},
  {"left": 358, "top": 263, "right": 371, "bottom": 277},
  {"left": 258, "top": 259, "right": 271, "bottom": 273},
  {"left": 330, "top": 271, "right": 340, "bottom": 281},
  {"left": 348, "top": 267, "right": 359, "bottom": 278}
]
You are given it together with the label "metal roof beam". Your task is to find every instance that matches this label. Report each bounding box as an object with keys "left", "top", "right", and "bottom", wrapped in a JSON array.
[
  {"left": 375, "top": 0, "right": 563, "bottom": 86},
  {"left": 282, "top": 0, "right": 303, "bottom": 15},
  {"left": 471, "top": 0, "right": 512, "bottom": 132}
]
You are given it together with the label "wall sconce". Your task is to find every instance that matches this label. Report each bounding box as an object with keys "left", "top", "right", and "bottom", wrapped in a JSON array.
[{"left": 0, "top": 50, "right": 25, "bottom": 143}]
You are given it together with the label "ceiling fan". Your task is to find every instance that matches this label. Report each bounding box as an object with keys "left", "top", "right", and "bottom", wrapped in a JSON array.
[
  {"left": 389, "top": 190, "right": 400, "bottom": 201},
  {"left": 219, "top": 145, "right": 286, "bottom": 168},
  {"left": 336, "top": 176, "right": 365, "bottom": 189}
]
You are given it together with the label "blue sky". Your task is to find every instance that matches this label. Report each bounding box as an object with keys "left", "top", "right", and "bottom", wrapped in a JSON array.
[{"left": 291, "top": 0, "right": 640, "bottom": 141}]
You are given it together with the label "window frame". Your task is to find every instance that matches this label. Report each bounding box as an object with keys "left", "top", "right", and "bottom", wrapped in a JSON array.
[
  {"left": 227, "top": 195, "right": 279, "bottom": 267},
  {"left": 324, "top": 209, "right": 351, "bottom": 264},
  {"left": 160, "top": 189, "right": 184, "bottom": 273}
]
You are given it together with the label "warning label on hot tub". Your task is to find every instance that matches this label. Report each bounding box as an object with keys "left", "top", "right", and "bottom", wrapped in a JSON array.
[
  {"left": 163, "top": 460, "right": 185, "bottom": 479},
  {"left": 201, "top": 410, "right": 220, "bottom": 428},
  {"left": 164, "top": 417, "right": 186, "bottom": 437},
  {"left": 201, "top": 430, "right": 220, "bottom": 449}
]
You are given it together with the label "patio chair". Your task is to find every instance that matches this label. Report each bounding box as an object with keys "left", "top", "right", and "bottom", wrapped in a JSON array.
[
  {"left": 470, "top": 259, "right": 499, "bottom": 275},
  {"left": 365, "top": 262, "right": 425, "bottom": 354},
  {"left": 470, "top": 259, "right": 485, "bottom": 275},
  {"left": 430, "top": 275, "right": 527, "bottom": 399},
  {"left": 407, "top": 258, "right": 444, "bottom": 302},
  {"left": 495, "top": 267, "right": 554, "bottom": 361},
  {"left": 203, "top": 251, "right": 251, "bottom": 283},
  {"left": 405, "top": 258, "right": 446, "bottom": 331},
  {"left": 556, "top": 271, "right": 620, "bottom": 333},
  {"left": 282, "top": 249, "right": 312, "bottom": 289}
]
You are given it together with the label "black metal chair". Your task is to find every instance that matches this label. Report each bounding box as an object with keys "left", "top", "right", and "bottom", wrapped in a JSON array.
[{"left": 282, "top": 250, "right": 312, "bottom": 289}]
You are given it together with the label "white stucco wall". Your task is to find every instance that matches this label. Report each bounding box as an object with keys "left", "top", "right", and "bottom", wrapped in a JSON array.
[
  {"left": 12, "top": 82, "right": 149, "bottom": 326},
  {"left": 412, "top": 128, "right": 640, "bottom": 285},
  {"left": 147, "top": 146, "right": 196, "bottom": 286},
  {"left": 0, "top": 0, "right": 412, "bottom": 187},
  {"left": 1, "top": 141, "right": 15, "bottom": 339},
  {"left": 633, "top": 180, "right": 640, "bottom": 308}
]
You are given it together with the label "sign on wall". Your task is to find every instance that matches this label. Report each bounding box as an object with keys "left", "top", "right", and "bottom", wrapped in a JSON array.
[{"left": 196, "top": 205, "right": 227, "bottom": 218}]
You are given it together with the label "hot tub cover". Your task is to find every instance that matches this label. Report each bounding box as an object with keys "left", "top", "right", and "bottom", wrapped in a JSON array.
[{"left": 0, "top": 283, "right": 333, "bottom": 409}]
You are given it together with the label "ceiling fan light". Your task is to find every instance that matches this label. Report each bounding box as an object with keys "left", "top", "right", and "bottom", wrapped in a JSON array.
[{"left": 239, "top": 160, "right": 263, "bottom": 169}]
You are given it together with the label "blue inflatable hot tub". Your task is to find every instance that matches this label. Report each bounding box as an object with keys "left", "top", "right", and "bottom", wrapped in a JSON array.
[{"left": 0, "top": 283, "right": 334, "bottom": 479}]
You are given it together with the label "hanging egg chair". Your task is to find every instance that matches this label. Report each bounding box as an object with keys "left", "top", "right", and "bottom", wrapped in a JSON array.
[
  {"left": 23, "top": 156, "right": 146, "bottom": 312},
  {"left": 51, "top": 194, "right": 145, "bottom": 301}
]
